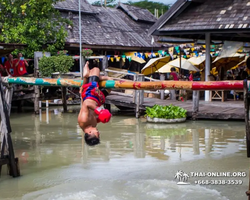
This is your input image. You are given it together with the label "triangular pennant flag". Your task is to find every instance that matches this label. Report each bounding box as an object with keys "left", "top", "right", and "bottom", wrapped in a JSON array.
[
  {"left": 110, "top": 57, "right": 114, "bottom": 62},
  {"left": 116, "top": 57, "right": 120, "bottom": 62},
  {"left": 122, "top": 58, "right": 126, "bottom": 62}
]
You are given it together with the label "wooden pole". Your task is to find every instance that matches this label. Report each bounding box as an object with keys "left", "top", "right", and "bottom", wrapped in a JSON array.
[
  {"left": 160, "top": 74, "right": 165, "bottom": 100},
  {"left": 244, "top": 79, "right": 250, "bottom": 157},
  {"left": 192, "top": 91, "right": 200, "bottom": 120},
  {"left": 62, "top": 87, "right": 67, "bottom": 112},
  {"left": 2, "top": 77, "right": 246, "bottom": 91},
  {"left": 34, "top": 57, "right": 40, "bottom": 114},
  {"left": 135, "top": 74, "right": 144, "bottom": 118},
  {"left": 0, "top": 77, "right": 19, "bottom": 177}
]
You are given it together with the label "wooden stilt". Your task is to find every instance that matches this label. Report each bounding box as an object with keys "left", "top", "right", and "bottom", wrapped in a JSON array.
[
  {"left": 244, "top": 79, "right": 250, "bottom": 157},
  {"left": 192, "top": 91, "right": 200, "bottom": 120},
  {"left": 0, "top": 77, "right": 19, "bottom": 177},
  {"left": 135, "top": 75, "right": 144, "bottom": 118},
  {"left": 34, "top": 57, "right": 40, "bottom": 114},
  {"left": 62, "top": 87, "right": 67, "bottom": 112}
]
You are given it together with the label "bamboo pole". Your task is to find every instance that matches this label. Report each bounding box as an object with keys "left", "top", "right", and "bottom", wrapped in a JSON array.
[{"left": 2, "top": 77, "right": 246, "bottom": 91}]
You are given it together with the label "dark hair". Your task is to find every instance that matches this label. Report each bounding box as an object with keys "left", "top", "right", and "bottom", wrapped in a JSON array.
[
  {"left": 247, "top": 57, "right": 250, "bottom": 70},
  {"left": 170, "top": 67, "right": 176, "bottom": 72},
  {"left": 84, "top": 133, "right": 100, "bottom": 146},
  {"left": 88, "top": 59, "right": 100, "bottom": 70}
]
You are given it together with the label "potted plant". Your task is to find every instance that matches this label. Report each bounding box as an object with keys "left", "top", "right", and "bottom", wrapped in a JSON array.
[
  {"left": 39, "top": 50, "right": 74, "bottom": 77},
  {"left": 81, "top": 48, "right": 93, "bottom": 58},
  {"left": 145, "top": 104, "right": 187, "bottom": 123}
]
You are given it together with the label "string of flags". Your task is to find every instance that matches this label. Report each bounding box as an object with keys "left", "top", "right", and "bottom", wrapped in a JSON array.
[{"left": 106, "top": 51, "right": 170, "bottom": 62}]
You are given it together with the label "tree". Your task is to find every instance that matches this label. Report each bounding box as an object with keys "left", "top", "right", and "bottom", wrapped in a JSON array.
[
  {"left": 127, "top": 0, "right": 169, "bottom": 16},
  {"left": 92, "top": 0, "right": 117, "bottom": 7},
  {"left": 0, "top": 0, "right": 72, "bottom": 58}
]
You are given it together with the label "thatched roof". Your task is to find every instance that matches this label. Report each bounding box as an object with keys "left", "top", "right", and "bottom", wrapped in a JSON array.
[
  {"left": 56, "top": 1, "right": 161, "bottom": 50},
  {"left": 149, "top": 0, "right": 250, "bottom": 42}
]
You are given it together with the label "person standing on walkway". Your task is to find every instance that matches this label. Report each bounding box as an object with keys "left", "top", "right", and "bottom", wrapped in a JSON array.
[{"left": 15, "top": 53, "right": 29, "bottom": 76}]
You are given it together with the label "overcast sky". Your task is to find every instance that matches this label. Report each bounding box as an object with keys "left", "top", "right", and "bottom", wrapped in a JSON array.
[{"left": 87, "top": 0, "right": 177, "bottom": 5}]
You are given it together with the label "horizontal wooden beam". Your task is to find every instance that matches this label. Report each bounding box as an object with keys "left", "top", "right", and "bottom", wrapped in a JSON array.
[{"left": 2, "top": 77, "right": 246, "bottom": 91}]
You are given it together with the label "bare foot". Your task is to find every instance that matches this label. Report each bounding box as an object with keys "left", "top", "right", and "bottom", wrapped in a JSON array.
[{"left": 83, "top": 61, "right": 90, "bottom": 79}]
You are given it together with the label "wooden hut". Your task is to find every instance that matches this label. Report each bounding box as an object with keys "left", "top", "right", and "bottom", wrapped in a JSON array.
[
  {"left": 54, "top": 1, "right": 162, "bottom": 53},
  {"left": 148, "top": 0, "right": 250, "bottom": 101}
]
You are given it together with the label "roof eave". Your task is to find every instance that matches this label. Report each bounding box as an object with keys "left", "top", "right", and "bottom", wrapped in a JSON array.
[
  {"left": 55, "top": 7, "right": 99, "bottom": 15},
  {"left": 156, "top": 28, "right": 250, "bottom": 35}
]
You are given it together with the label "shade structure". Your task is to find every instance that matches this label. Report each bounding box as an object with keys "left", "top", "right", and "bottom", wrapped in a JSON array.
[
  {"left": 141, "top": 56, "right": 170, "bottom": 75},
  {"left": 188, "top": 56, "right": 206, "bottom": 68},
  {"left": 167, "top": 57, "right": 200, "bottom": 71},
  {"left": 231, "top": 56, "right": 249, "bottom": 69},
  {"left": 157, "top": 64, "right": 174, "bottom": 73},
  {"left": 212, "top": 53, "right": 245, "bottom": 69},
  {"left": 131, "top": 55, "right": 146, "bottom": 64}
]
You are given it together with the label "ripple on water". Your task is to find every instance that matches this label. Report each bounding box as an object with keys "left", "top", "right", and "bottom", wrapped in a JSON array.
[{"left": 21, "top": 179, "right": 229, "bottom": 200}]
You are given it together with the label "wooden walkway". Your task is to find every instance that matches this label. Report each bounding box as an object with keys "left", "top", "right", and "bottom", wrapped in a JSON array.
[{"left": 105, "top": 93, "right": 244, "bottom": 120}]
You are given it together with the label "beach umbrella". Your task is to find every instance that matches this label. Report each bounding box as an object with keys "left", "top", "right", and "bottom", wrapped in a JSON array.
[
  {"left": 157, "top": 63, "right": 173, "bottom": 73},
  {"left": 188, "top": 56, "right": 206, "bottom": 69},
  {"left": 141, "top": 56, "right": 171, "bottom": 75},
  {"left": 212, "top": 53, "right": 245, "bottom": 69},
  {"left": 165, "top": 57, "right": 200, "bottom": 71},
  {"left": 131, "top": 55, "right": 146, "bottom": 64},
  {"left": 231, "top": 56, "right": 249, "bottom": 69}
]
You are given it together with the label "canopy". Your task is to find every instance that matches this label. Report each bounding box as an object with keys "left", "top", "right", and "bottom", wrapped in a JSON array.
[
  {"left": 212, "top": 53, "right": 245, "bottom": 69},
  {"left": 141, "top": 56, "right": 170, "bottom": 75},
  {"left": 157, "top": 64, "right": 173, "bottom": 73},
  {"left": 166, "top": 57, "right": 200, "bottom": 71},
  {"left": 188, "top": 56, "right": 205, "bottom": 68},
  {"left": 231, "top": 56, "right": 249, "bottom": 70}
]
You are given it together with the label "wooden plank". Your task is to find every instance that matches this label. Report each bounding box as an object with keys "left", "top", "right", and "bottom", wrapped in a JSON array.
[{"left": 106, "top": 94, "right": 245, "bottom": 120}]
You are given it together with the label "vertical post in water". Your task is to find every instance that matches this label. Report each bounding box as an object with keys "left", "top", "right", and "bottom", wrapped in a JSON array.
[
  {"left": 133, "top": 74, "right": 137, "bottom": 103},
  {"left": 62, "top": 87, "right": 67, "bottom": 112},
  {"left": 0, "top": 77, "right": 19, "bottom": 177},
  {"left": 192, "top": 91, "right": 200, "bottom": 120},
  {"left": 135, "top": 75, "right": 144, "bottom": 118},
  {"left": 205, "top": 33, "right": 211, "bottom": 101},
  {"left": 34, "top": 57, "right": 40, "bottom": 114},
  {"left": 160, "top": 74, "right": 165, "bottom": 100},
  {"left": 244, "top": 79, "right": 250, "bottom": 157}
]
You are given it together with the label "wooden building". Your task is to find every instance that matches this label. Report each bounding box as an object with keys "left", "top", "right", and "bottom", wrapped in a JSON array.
[
  {"left": 54, "top": 0, "right": 162, "bottom": 54},
  {"left": 149, "top": 0, "right": 250, "bottom": 101}
]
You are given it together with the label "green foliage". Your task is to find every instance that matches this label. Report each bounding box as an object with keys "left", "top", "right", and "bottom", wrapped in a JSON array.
[
  {"left": 145, "top": 104, "right": 187, "bottom": 119},
  {"left": 39, "top": 51, "right": 74, "bottom": 77},
  {"left": 82, "top": 48, "right": 93, "bottom": 57},
  {"left": 92, "top": 0, "right": 117, "bottom": 7},
  {"left": 0, "top": 0, "right": 72, "bottom": 58},
  {"left": 127, "top": 0, "right": 170, "bottom": 16}
]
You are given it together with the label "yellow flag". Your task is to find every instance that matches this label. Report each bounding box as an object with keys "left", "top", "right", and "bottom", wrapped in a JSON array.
[
  {"left": 116, "top": 57, "right": 120, "bottom": 62},
  {"left": 111, "top": 57, "right": 114, "bottom": 62},
  {"left": 168, "top": 47, "right": 174, "bottom": 54},
  {"left": 122, "top": 58, "right": 126, "bottom": 62}
]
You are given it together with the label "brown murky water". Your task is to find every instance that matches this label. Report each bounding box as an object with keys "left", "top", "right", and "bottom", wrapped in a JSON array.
[{"left": 0, "top": 106, "right": 249, "bottom": 200}]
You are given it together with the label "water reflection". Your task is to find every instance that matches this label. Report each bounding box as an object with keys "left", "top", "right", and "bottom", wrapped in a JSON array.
[{"left": 0, "top": 108, "right": 248, "bottom": 200}]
